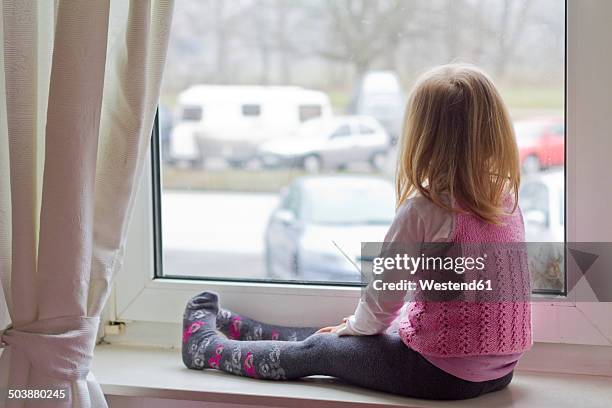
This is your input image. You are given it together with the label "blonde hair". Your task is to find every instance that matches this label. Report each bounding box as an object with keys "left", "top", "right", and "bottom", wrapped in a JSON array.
[{"left": 396, "top": 63, "right": 520, "bottom": 224}]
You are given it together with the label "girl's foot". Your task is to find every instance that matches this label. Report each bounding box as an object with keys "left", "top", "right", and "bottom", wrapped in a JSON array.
[
  {"left": 182, "top": 291, "right": 295, "bottom": 379},
  {"left": 182, "top": 291, "right": 221, "bottom": 369}
]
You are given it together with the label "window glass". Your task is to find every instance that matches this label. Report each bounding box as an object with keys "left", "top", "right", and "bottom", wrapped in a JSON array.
[
  {"left": 520, "top": 181, "right": 550, "bottom": 228},
  {"left": 242, "top": 104, "right": 261, "bottom": 117},
  {"left": 553, "top": 123, "right": 565, "bottom": 137},
  {"left": 359, "top": 124, "right": 375, "bottom": 135},
  {"left": 301, "top": 178, "right": 395, "bottom": 225},
  {"left": 330, "top": 124, "right": 352, "bottom": 138},
  {"left": 158, "top": 0, "right": 564, "bottom": 290},
  {"left": 559, "top": 190, "right": 565, "bottom": 226},
  {"left": 181, "top": 105, "right": 202, "bottom": 121},
  {"left": 282, "top": 186, "right": 300, "bottom": 216},
  {"left": 299, "top": 105, "right": 323, "bottom": 122}
]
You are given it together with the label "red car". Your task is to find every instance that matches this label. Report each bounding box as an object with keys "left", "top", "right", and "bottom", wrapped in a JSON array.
[{"left": 514, "top": 117, "right": 564, "bottom": 173}]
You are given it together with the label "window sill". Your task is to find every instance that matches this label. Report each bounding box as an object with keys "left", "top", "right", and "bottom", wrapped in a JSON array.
[{"left": 92, "top": 344, "right": 612, "bottom": 408}]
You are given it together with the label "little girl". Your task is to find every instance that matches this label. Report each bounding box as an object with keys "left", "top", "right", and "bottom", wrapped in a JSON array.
[{"left": 181, "top": 64, "right": 532, "bottom": 400}]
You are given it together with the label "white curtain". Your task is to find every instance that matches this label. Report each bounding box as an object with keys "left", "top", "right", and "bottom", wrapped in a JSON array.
[{"left": 0, "top": 0, "right": 173, "bottom": 406}]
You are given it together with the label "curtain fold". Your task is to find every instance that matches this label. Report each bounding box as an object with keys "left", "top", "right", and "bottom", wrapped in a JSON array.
[
  {"left": 0, "top": 1, "right": 174, "bottom": 406},
  {"left": 89, "top": 0, "right": 173, "bottom": 318}
]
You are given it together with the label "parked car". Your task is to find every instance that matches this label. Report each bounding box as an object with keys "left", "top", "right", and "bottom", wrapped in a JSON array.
[
  {"left": 514, "top": 117, "right": 564, "bottom": 173},
  {"left": 348, "top": 70, "right": 406, "bottom": 144},
  {"left": 257, "top": 116, "right": 391, "bottom": 172},
  {"left": 519, "top": 170, "right": 564, "bottom": 291},
  {"left": 169, "top": 85, "right": 332, "bottom": 167},
  {"left": 265, "top": 175, "right": 395, "bottom": 281},
  {"left": 520, "top": 169, "right": 564, "bottom": 242}
]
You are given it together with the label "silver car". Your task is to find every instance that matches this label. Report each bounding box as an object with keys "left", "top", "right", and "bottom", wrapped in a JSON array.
[
  {"left": 520, "top": 170, "right": 564, "bottom": 242},
  {"left": 258, "top": 116, "right": 391, "bottom": 172},
  {"left": 264, "top": 175, "right": 395, "bottom": 282}
]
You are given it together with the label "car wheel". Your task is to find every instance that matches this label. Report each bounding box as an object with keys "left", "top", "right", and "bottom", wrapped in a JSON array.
[
  {"left": 370, "top": 151, "right": 387, "bottom": 172},
  {"left": 522, "top": 155, "right": 541, "bottom": 174},
  {"left": 302, "top": 155, "right": 322, "bottom": 173}
]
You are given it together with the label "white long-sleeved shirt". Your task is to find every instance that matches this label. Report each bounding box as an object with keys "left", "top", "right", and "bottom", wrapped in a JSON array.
[{"left": 338, "top": 195, "right": 453, "bottom": 336}]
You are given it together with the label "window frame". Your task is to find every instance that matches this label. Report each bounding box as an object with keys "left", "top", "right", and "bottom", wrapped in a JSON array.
[{"left": 112, "top": 0, "right": 612, "bottom": 349}]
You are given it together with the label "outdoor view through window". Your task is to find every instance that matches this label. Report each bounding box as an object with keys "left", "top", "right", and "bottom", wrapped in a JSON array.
[{"left": 158, "top": 0, "right": 565, "bottom": 291}]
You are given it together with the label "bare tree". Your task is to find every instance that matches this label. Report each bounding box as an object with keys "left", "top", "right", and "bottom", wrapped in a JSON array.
[
  {"left": 203, "top": 0, "right": 257, "bottom": 84},
  {"left": 249, "top": 1, "right": 274, "bottom": 84},
  {"left": 275, "top": 0, "right": 292, "bottom": 83},
  {"left": 238, "top": 0, "right": 301, "bottom": 85},
  {"left": 163, "top": 0, "right": 562, "bottom": 95},
  {"left": 314, "top": 0, "right": 420, "bottom": 77},
  {"left": 445, "top": 0, "right": 461, "bottom": 61},
  {"left": 469, "top": 0, "right": 488, "bottom": 63},
  {"left": 213, "top": 0, "right": 230, "bottom": 83},
  {"left": 494, "top": 0, "right": 535, "bottom": 78}
]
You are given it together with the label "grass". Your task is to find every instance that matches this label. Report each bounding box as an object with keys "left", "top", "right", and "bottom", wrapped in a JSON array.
[
  {"left": 163, "top": 166, "right": 308, "bottom": 193},
  {"left": 328, "top": 90, "right": 352, "bottom": 112},
  {"left": 161, "top": 165, "right": 388, "bottom": 192},
  {"left": 499, "top": 86, "right": 564, "bottom": 112}
]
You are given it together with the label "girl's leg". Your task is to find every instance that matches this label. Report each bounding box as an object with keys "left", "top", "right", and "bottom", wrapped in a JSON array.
[
  {"left": 215, "top": 305, "right": 316, "bottom": 341},
  {"left": 182, "top": 292, "right": 512, "bottom": 400}
]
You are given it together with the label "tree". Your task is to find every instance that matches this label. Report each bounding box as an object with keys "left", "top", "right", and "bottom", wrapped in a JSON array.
[
  {"left": 494, "top": 0, "right": 535, "bottom": 79},
  {"left": 313, "top": 0, "right": 421, "bottom": 77}
]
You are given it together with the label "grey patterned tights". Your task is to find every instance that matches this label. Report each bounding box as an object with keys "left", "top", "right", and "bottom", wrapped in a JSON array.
[{"left": 182, "top": 291, "right": 513, "bottom": 400}]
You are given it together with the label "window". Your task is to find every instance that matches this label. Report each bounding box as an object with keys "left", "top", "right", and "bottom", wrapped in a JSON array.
[
  {"left": 113, "top": 1, "right": 612, "bottom": 349},
  {"left": 241, "top": 104, "right": 261, "bottom": 117},
  {"left": 181, "top": 105, "right": 202, "bottom": 121},
  {"left": 359, "top": 124, "right": 375, "bottom": 135},
  {"left": 329, "top": 124, "right": 352, "bottom": 139},
  {"left": 155, "top": 0, "right": 564, "bottom": 289},
  {"left": 299, "top": 105, "right": 323, "bottom": 122}
]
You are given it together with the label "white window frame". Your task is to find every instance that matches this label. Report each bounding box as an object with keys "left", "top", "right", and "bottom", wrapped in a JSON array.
[{"left": 111, "top": 0, "right": 612, "bottom": 349}]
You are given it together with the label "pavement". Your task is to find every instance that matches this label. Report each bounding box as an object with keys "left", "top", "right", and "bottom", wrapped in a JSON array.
[{"left": 161, "top": 191, "right": 278, "bottom": 278}]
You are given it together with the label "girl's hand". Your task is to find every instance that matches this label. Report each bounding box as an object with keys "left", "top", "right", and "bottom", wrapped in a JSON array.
[{"left": 315, "top": 317, "right": 350, "bottom": 335}]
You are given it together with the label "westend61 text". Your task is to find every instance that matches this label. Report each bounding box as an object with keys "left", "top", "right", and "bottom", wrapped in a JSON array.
[{"left": 372, "top": 279, "right": 493, "bottom": 292}]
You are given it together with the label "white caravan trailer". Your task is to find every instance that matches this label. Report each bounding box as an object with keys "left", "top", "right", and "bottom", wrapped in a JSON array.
[{"left": 169, "top": 85, "right": 333, "bottom": 167}]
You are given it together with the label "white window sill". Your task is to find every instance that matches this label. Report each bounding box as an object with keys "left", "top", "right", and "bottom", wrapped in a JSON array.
[{"left": 92, "top": 344, "right": 612, "bottom": 408}]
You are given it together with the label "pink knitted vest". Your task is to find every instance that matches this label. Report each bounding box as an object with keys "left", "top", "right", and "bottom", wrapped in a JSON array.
[{"left": 398, "top": 203, "right": 532, "bottom": 357}]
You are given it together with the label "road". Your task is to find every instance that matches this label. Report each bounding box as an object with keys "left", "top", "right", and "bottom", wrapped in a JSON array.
[{"left": 161, "top": 191, "right": 279, "bottom": 279}]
